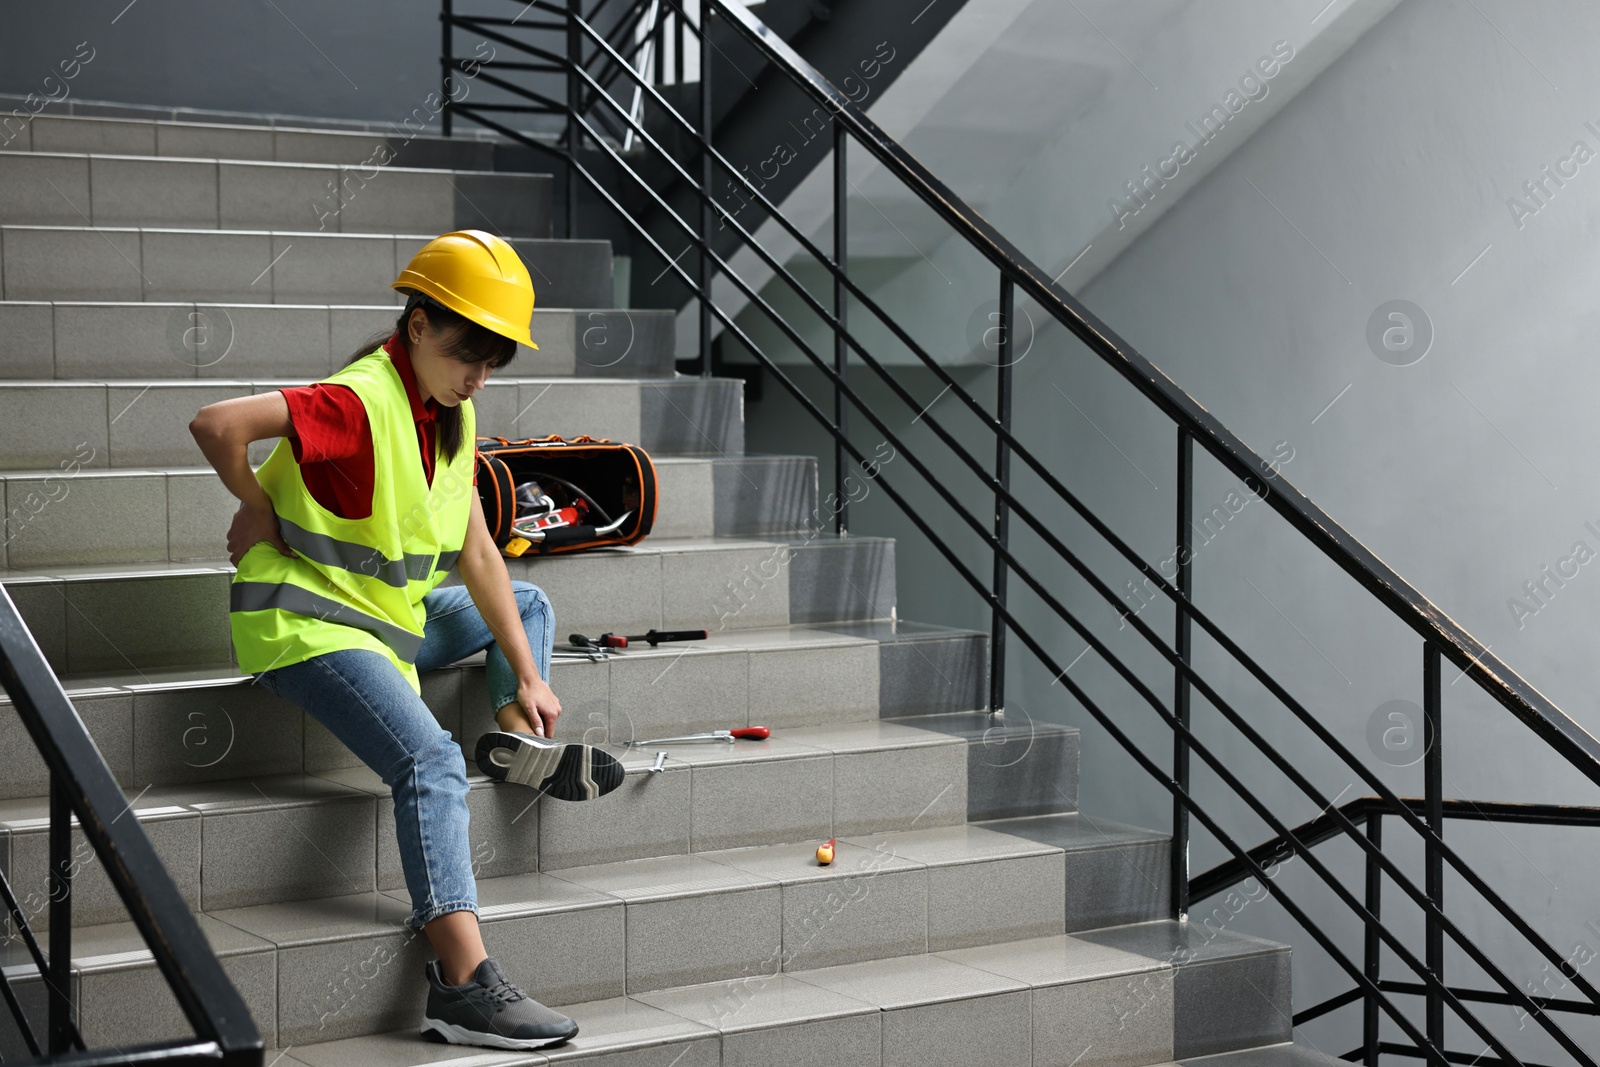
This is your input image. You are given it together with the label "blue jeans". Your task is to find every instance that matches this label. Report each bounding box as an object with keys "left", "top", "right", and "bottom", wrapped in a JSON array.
[{"left": 255, "top": 580, "right": 555, "bottom": 928}]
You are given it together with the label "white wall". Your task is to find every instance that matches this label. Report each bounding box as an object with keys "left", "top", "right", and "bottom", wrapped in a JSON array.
[
  {"left": 1055, "top": 5, "right": 1600, "bottom": 1055},
  {"left": 743, "top": 0, "right": 1600, "bottom": 1058}
]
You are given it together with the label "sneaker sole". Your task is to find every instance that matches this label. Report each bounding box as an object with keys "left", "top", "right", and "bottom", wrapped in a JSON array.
[
  {"left": 473, "top": 731, "right": 624, "bottom": 801},
  {"left": 421, "top": 1016, "right": 577, "bottom": 1049}
]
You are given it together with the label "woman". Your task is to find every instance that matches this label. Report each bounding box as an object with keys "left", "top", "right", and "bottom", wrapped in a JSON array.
[{"left": 189, "top": 230, "right": 622, "bottom": 1051}]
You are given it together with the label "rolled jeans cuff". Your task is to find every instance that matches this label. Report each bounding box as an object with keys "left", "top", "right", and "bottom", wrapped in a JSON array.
[{"left": 409, "top": 899, "right": 479, "bottom": 930}]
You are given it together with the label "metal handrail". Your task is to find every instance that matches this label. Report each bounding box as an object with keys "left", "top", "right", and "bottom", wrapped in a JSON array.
[
  {"left": 1191, "top": 796, "right": 1600, "bottom": 903},
  {"left": 0, "top": 587, "right": 261, "bottom": 1065},
  {"left": 466, "top": 25, "right": 1600, "bottom": 1059},
  {"left": 438, "top": 3, "right": 1600, "bottom": 1063},
  {"left": 1211, "top": 797, "right": 1600, "bottom": 1058},
  {"left": 525, "top": 39, "right": 1600, "bottom": 1054},
  {"left": 591, "top": 13, "right": 1600, "bottom": 1061},
  {"left": 456, "top": 81, "right": 1572, "bottom": 1059},
  {"left": 704, "top": 0, "right": 1600, "bottom": 785},
  {"left": 456, "top": 0, "right": 1600, "bottom": 781}
]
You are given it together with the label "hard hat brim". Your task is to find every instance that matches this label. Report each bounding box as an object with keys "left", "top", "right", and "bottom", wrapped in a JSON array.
[{"left": 393, "top": 273, "right": 539, "bottom": 349}]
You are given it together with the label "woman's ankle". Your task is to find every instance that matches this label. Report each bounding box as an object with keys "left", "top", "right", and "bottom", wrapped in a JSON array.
[
  {"left": 495, "top": 701, "right": 537, "bottom": 735},
  {"left": 443, "top": 955, "right": 488, "bottom": 987},
  {"left": 423, "top": 910, "right": 488, "bottom": 986}
]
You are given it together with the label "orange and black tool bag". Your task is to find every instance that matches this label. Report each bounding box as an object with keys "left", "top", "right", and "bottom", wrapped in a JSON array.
[{"left": 475, "top": 434, "right": 658, "bottom": 556}]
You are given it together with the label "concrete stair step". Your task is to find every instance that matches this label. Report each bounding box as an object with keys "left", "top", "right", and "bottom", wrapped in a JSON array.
[
  {"left": 0, "top": 723, "right": 988, "bottom": 924},
  {"left": 0, "top": 734, "right": 1090, "bottom": 953},
  {"left": 0, "top": 627, "right": 934, "bottom": 783},
  {"left": 0, "top": 454, "right": 816, "bottom": 567},
  {"left": 0, "top": 623, "right": 1018, "bottom": 796},
  {"left": 0, "top": 534, "right": 896, "bottom": 675},
  {"left": 48, "top": 823, "right": 1065, "bottom": 1048},
  {"left": 0, "top": 913, "right": 269, "bottom": 1063},
  {"left": 1179, "top": 1044, "right": 1352, "bottom": 1067},
  {"left": 49, "top": 905, "right": 1289, "bottom": 1060},
  {"left": 0, "top": 375, "right": 743, "bottom": 474},
  {"left": 890, "top": 712, "right": 1080, "bottom": 823},
  {"left": 2, "top": 114, "right": 501, "bottom": 170},
  {"left": 0, "top": 302, "right": 681, "bottom": 380},
  {"left": 0, "top": 152, "right": 553, "bottom": 237},
  {"left": 976, "top": 812, "right": 1171, "bottom": 934},
  {"left": 1065, "top": 922, "right": 1295, "bottom": 1060},
  {"left": 0, "top": 226, "right": 614, "bottom": 309},
  {"left": 817, "top": 619, "right": 990, "bottom": 720}
]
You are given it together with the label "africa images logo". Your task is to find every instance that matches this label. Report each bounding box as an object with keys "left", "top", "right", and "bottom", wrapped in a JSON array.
[{"left": 1109, "top": 40, "right": 1296, "bottom": 231}]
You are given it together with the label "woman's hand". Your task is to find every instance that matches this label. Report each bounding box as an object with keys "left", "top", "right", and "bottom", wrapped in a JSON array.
[
  {"left": 513, "top": 675, "right": 562, "bottom": 738},
  {"left": 190, "top": 392, "right": 295, "bottom": 564},
  {"left": 227, "top": 499, "right": 296, "bottom": 567}
]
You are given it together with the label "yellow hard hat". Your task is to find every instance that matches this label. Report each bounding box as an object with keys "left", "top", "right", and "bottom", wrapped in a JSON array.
[{"left": 392, "top": 229, "right": 538, "bottom": 349}]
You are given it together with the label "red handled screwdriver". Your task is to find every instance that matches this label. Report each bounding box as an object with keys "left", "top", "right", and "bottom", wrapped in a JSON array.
[{"left": 623, "top": 726, "right": 770, "bottom": 747}]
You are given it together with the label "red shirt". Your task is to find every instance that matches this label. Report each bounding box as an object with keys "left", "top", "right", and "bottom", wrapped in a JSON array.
[{"left": 279, "top": 333, "right": 474, "bottom": 520}]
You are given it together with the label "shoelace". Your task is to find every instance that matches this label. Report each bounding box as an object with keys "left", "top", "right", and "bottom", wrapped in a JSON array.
[{"left": 479, "top": 975, "right": 528, "bottom": 1005}]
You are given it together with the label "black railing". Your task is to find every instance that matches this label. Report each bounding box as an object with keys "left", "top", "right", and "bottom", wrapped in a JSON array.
[
  {"left": 1193, "top": 797, "right": 1600, "bottom": 1066},
  {"left": 437, "top": 3, "right": 1600, "bottom": 1064},
  {"left": 0, "top": 587, "right": 261, "bottom": 1065}
]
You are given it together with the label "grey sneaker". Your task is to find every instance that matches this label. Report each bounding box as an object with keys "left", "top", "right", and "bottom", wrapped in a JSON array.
[
  {"left": 474, "top": 730, "right": 623, "bottom": 801},
  {"left": 420, "top": 957, "right": 578, "bottom": 1050}
]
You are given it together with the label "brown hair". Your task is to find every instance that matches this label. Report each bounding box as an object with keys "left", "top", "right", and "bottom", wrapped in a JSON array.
[{"left": 344, "top": 290, "right": 518, "bottom": 462}]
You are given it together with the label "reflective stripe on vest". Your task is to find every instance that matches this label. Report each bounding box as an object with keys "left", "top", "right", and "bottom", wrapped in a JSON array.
[
  {"left": 231, "top": 581, "right": 425, "bottom": 662},
  {"left": 278, "top": 516, "right": 437, "bottom": 589}
]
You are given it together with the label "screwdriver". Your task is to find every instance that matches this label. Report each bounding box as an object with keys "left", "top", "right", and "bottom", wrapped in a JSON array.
[{"left": 622, "top": 726, "right": 770, "bottom": 747}]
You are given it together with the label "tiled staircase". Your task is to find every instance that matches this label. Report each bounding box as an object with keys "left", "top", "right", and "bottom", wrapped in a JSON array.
[{"left": 0, "top": 114, "right": 1303, "bottom": 1067}]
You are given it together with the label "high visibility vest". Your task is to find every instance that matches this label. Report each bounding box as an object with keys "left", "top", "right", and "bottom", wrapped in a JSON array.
[{"left": 229, "top": 347, "right": 476, "bottom": 694}]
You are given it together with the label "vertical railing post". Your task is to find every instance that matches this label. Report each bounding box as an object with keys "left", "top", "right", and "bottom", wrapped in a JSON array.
[
  {"left": 440, "top": 0, "right": 454, "bottom": 137},
  {"left": 833, "top": 124, "right": 848, "bottom": 536},
  {"left": 1364, "top": 809, "right": 1383, "bottom": 1066},
  {"left": 1171, "top": 427, "right": 1193, "bottom": 921},
  {"left": 1424, "top": 643, "right": 1444, "bottom": 1066},
  {"left": 47, "top": 773, "right": 73, "bottom": 1053},
  {"left": 674, "top": 4, "right": 684, "bottom": 86},
  {"left": 697, "top": 0, "right": 713, "bottom": 377},
  {"left": 653, "top": 3, "right": 666, "bottom": 83},
  {"left": 566, "top": 0, "right": 582, "bottom": 239},
  {"left": 989, "top": 275, "right": 1014, "bottom": 718}
]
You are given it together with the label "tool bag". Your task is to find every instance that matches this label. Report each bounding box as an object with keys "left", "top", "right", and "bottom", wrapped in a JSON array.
[{"left": 475, "top": 434, "right": 658, "bottom": 556}]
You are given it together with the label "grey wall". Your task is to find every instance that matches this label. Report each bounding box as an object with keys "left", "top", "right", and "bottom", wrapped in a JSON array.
[
  {"left": 745, "top": 0, "right": 1600, "bottom": 1059},
  {"left": 0, "top": 0, "right": 442, "bottom": 124}
]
